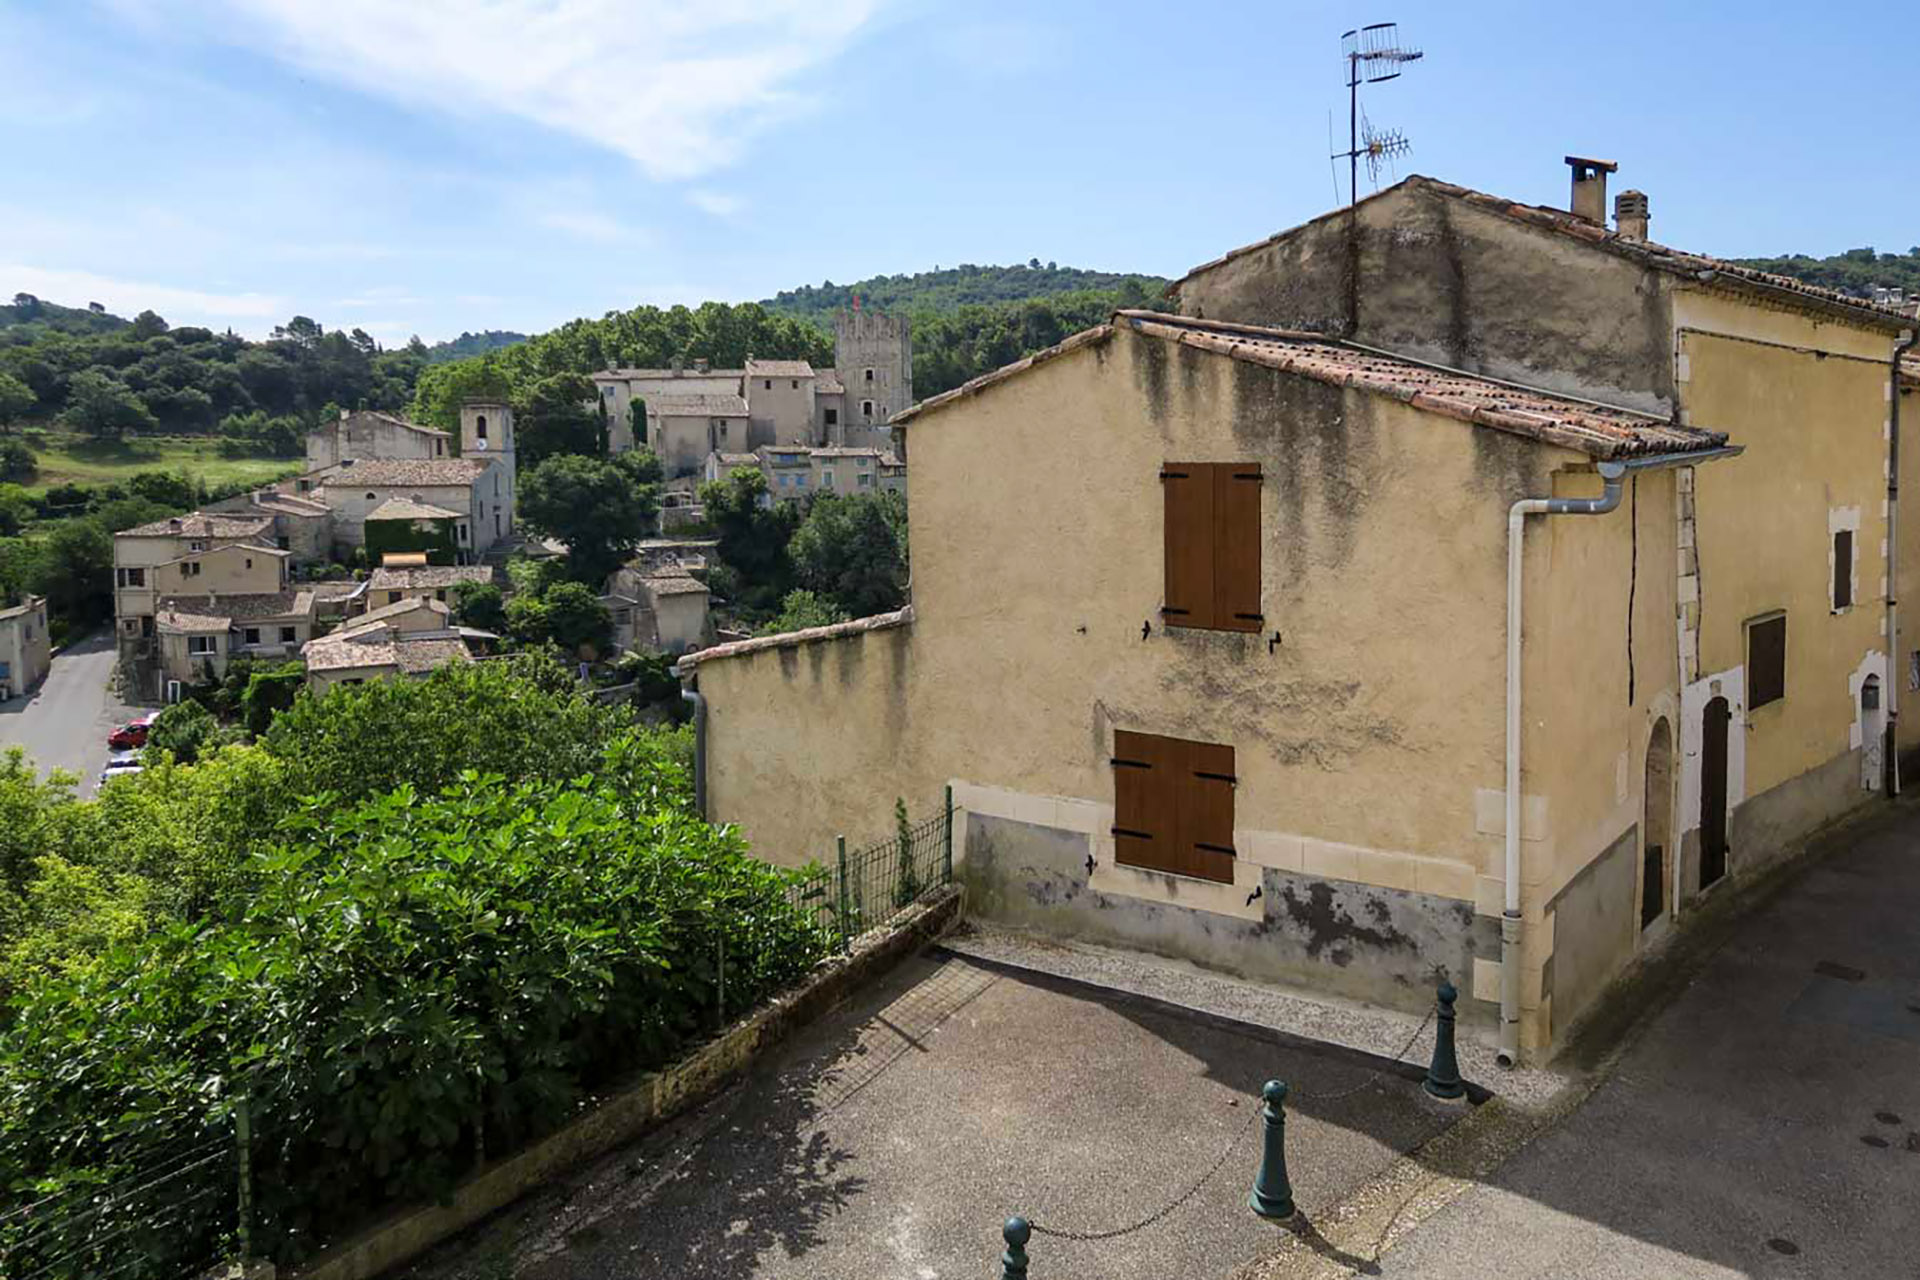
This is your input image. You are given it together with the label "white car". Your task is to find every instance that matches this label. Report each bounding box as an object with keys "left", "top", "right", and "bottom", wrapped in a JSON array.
[{"left": 98, "top": 758, "right": 144, "bottom": 787}]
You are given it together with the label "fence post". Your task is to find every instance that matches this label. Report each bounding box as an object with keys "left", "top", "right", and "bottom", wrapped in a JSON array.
[
  {"left": 235, "top": 1091, "right": 255, "bottom": 1261},
  {"left": 943, "top": 784, "right": 955, "bottom": 885},
  {"left": 836, "top": 835, "right": 850, "bottom": 953}
]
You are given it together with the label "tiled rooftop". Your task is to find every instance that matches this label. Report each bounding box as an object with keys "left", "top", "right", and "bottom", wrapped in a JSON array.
[
  {"left": 745, "top": 359, "right": 816, "bottom": 378},
  {"left": 367, "top": 564, "right": 496, "bottom": 591},
  {"left": 309, "top": 458, "right": 490, "bottom": 488},
  {"left": 303, "top": 626, "right": 469, "bottom": 675},
  {"left": 155, "top": 589, "right": 314, "bottom": 629},
  {"left": 119, "top": 513, "right": 275, "bottom": 539},
  {"left": 367, "top": 496, "right": 464, "bottom": 522}
]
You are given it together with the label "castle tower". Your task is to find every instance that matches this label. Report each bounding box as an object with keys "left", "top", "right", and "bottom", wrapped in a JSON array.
[
  {"left": 833, "top": 308, "right": 912, "bottom": 451},
  {"left": 460, "top": 399, "right": 516, "bottom": 543}
]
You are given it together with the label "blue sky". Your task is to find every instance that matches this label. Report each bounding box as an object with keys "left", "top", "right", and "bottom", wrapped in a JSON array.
[{"left": 3, "top": 0, "right": 1915, "bottom": 344}]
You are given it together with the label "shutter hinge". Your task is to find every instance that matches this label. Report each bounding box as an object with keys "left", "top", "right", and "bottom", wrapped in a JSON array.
[
  {"left": 1193, "top": 771, "right": 1237, "bottom": 785},
  {"left": 1159, "top": 469, "right": 1192, "bottom": 481},
  {"left": 1111, "top": 826, "right": 1153, "bottom": 840},
  {"left": 1160, "top": 606, "right": 1191, "bottom": 617},
  {"left": 1194, "top": 841, "right": 1236, "bottom": 855},
  {"left": 1232, "top": 612, "right": 1265, "bottom": 622},
  {"left": 1110, "top": 757, "right": 1151, "bottom": 770},
  {"left": 1230, "top": 471, "right": 1263, "bottom": 482}
]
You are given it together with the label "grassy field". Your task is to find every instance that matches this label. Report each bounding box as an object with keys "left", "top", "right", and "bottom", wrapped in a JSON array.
[{"left": 13, "top": 431, "right": 300, "bottom": 497}]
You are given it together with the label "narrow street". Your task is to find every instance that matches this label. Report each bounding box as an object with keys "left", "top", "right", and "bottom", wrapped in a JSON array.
[
  {"left": 1358, "top": 807, "right": 1920, "bottom": 1278},
  {"left": 0, "top": 630, "right": 138, "bottom": 796}
]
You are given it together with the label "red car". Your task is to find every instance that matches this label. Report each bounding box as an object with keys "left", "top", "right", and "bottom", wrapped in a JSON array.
[{"left": 107, "top": 711, "right": 161, "bottom": 751}]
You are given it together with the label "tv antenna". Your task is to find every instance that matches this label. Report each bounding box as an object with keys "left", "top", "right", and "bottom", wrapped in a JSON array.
[{"left": 1333, "top": 22, "right": 1422, "bottom": 206}]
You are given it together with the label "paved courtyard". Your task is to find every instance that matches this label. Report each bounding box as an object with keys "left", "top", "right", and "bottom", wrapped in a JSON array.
[
  {"left": 0, "top": 630, "right": 137, "bottom": 796},
  {"left": 409, "top": 951, "right": 1477, "bottom": 1280}
]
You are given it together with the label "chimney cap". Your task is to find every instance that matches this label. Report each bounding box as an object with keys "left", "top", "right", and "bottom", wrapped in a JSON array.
[{"left": 1565, "top": 155, "right": 1618, "bottom": 177}]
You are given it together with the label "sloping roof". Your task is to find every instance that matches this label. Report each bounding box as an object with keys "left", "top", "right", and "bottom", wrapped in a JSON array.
[
  {"left": 309, "top": 458, "right": 489, "bottom": 488},
  {"left": 1174, "top": 174, "right": 1918, "bottom": 331},
  {"left": 644, "top": 394, "right": 749, "bottom": 416},
  {"left": 303, "top": 626, "right": 470, "bottom": 675},
  {"left": 161, "top": 542, "right": 289, "bottom": 568},
  {"left": 118, "top": 513, "right": 275, "bottom": 539},
  {"left": 368, "top": 564, "right": 495, "bottom": 591},
  {"left": 712, "top": 451, "right": 759, "bottom": 467},
  {"left": 253, "top": 494, "right": 331, "bottom": 517},
  {"left": 815, "top": 375, "right": 846, "bottom": 395},
  {"left": 594, "top": 368, "right": 745, "bottom": 381},
  {"left": 366, "top": 496, "right": 463, "bottom": 522},
  {"left": 745, "top": 359, "right": 816, "bottom": 378},
  {"left": 156, "top": 590, "right": 313, "bottom": 629},
  {"left": 811, "top": 447, "right": 882, "bottom": 458},
  {"left": 900, "top": 312, "right": 1729, "bottom": 461},
  {"left": 345, "top": 596, "right": 451, "bottom": 632},
  {"left": 644, "top": 573, "right": 709, "bottom": 597}
]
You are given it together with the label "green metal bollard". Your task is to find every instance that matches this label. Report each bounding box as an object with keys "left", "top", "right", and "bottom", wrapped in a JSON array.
[
  {"left": 1424, "top": 980, "right": 1467, "bottom": 1100},
  {"left": 1000, "top": 1217, "right": 1031, "bottom": 1279},
  {"left": 1249, "top": 1079, "right": 1296, "bottom": 1221}
]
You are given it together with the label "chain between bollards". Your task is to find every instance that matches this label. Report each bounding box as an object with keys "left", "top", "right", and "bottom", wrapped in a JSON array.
[
  {"left": 1249, "top": 1079, "right": 1295, "bottom": 1221},
  {"left": 1424, "top": 979, "right": 1467, "bottom": 1100},
  {"left": 1000, "top": 1216, "right": 1031, "bottom": 1278}
]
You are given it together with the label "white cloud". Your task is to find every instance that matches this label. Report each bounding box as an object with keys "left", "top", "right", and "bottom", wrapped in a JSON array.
[
  {"left": 1, "top": 263, "right": 285, "bottom": 325},
  {"left": 687, "top": 190, "right": 745, "bottom": 218},
  {"left": 162, "top": 0, "right": 883, "bottom": 180},
  {"left": 536, "top": 211, "right": 643, "bottom": 243},
  {"left": 334, "top": 285, "right": 424, "bottom": 308}
]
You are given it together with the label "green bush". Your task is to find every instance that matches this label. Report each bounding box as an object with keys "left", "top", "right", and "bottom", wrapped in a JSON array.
[{"left": 0, "top": 756, "right": 825, "bottom": 1266}]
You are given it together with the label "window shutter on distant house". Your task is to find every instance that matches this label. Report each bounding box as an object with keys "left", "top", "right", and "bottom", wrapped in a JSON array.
[
  {"left": 1163, "top": 462, "right": 1261, "bottom": 633},
  {"left": 1111, "top": 730, "right": 1236, "bottom": 883}
]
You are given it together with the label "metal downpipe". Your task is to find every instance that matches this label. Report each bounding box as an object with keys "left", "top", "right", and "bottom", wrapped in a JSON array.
[
  {"left": 1889, "top": 328, "right": 1916, "bottom": 797},
  {"left": 682, "top": 683, "right": 708, "bottom": 819},
  {"left": 1501, "top": 462, "right": 1626, "bottom": 1067}
]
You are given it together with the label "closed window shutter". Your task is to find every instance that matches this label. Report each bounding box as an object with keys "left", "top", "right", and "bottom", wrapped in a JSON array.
[
  {"left": 1112, "top": 731, "right": 1236, "bottom": 885},
  {"left": 1179, "top": 739, "right": 1237, "bottom": 883},
  {"left": 1833, "top": 531, "right": 1853, "bottom": 610},
  {"left": 1163, "top": 464, "right": 1215, "bottom": 628},
  {"left": 1748, "top": 614, "right": 1787, "bottom": 708},
  {"left": 1112, "top": 730, "right": 1175, "bottom": 873},
  {"left": 1213, "top": 465, "right": 1262, "bottom": 632}
]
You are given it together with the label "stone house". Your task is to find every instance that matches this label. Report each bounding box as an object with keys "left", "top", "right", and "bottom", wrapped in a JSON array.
[
  {"left": 198, "top": 489, "right": 336, "bottom": 564},
  {"left": 0, "top": 595, "right": 51, "bottom": 701},
  {"left": 607, "top": 555, "right": 712, "bottom": 655},
  {"left": 153, "top": 587, "right": 316, "bottom": 699},
  {"left": 679, "top": 160, "right": 1918, "bottom": 1063},
  {"left": 646, "top": 394, "right": 751, "bottom": 478},
  {"left": 306, "top": 408, "right": 452, "bottom": 470},
  {"left": 113, "top": 512, "right": 281, "bottom": 686},
  {"left": 364, "top": 563, "right": 496, "bottom": 611},
  {"left": 300, "top": 597, "right": 471, "bottom": 693}
]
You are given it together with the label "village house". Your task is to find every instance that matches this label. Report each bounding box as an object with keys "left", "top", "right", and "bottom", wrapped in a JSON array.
[
  {"left": 0, "top": 595, "right": 51, "bottom": 701},
  {"left": 299, "top": 596, "right": 473, "bottom": 692},
  {"left": 593, "top": 308, "right": 913, "bottom": 476},
  {"left": 606, "top": 552, "right": 713, "bottom": 655},
  {"left": 678, "top": 160, "right": 1918, "bottom": 1063},
  {"left": 363, "top": 562, "right": 496, "bottom": 611},
  {"left": 702, "top": 444, "right": 906, "bottom": 503},
  {"left": 306, "top": 408, "right": 452, "bottom": 470}
]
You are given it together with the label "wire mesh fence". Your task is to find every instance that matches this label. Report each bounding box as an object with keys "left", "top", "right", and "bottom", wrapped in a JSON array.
[
  {"left": 783, "top": 789, "right": 955, "bottom": 953},
  {"left": 0, "top": 1127, "right": 238, "bottom": 1280}
]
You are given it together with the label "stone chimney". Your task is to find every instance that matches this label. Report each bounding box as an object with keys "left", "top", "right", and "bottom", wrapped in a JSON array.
[
  {"left": 1565, "top": 155, "right": 1618, "bottom": 224},
  {"left": 1615, "top": 189, "right": 1650, "bottom": 242},
  {"left": 693, "top": 357, "right": 710, "bottom": 374}
]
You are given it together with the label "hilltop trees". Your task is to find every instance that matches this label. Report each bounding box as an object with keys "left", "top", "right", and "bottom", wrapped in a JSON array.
[
  {"left": 789, "top": 490, "right": 908, "bottom": 618},
  {"left": 518, "top": 451, "right": 662, "bottom": 586}
]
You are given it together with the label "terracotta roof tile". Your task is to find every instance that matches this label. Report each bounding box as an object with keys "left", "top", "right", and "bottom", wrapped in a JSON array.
[
  {"left": 308, "top": 458, "right": 489, "bottom": 487},
  {"left": 118, "top": 513, "right": 275, "bottom": 539},
  {"left": 744, "top": 359, "right": 816, "bottom": 378},
  {"left": 645, "top": 394, "right": 749, "bottom": 416},
  {"left": 676, "top": 605, "right": 912, "bottom": 671},
  {"left": 367, "top": 564, "right": 496, "bottom": 591}
]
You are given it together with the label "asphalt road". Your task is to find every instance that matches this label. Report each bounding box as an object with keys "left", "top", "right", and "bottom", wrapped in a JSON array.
[
  {"left": 0, "top": 630, "right": 139, "bottom": 795},
  {"left": 1366, "top": 806, "right": 1920, "bottom": 1278}
]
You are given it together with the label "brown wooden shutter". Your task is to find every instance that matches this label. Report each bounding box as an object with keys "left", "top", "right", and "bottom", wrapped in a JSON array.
[
  {"left": 1213, "top": 465, "right": 1262, "bottom": 633},
  {"left": 1748, "top": 614, "right": 1787, "bottom": 708},
  {"left": 1833, "top": 531, "right": 1853, "bottom": 610},
  {"left": 1179, "top": 739, "right": 1237, "bottom": 883},
  {"left": 1112, "top": 730, "right": 1176, "bottom": 874},
  {"left": 1163, "top": 464, "right": 1215, "bottom": 629}
]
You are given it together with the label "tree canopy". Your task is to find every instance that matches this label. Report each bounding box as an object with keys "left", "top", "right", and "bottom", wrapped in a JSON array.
[{"left": 517, "top": 451, "right": 662, "bottom": 586}]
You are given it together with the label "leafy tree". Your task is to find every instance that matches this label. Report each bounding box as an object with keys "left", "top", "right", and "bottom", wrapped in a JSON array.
[
  {"left": 30, "top": 518, "right": 112, "bottom": 624},
  {"left": 516, "top": 372, "right": 605, "bottom": 467},
  {"left": 0, "top": 437, "right": 34, "bottom": 483},
  {"left": 0, "top": 484, "right": 32, "bottom": 537},
  {"left": 408, "top": 354, "right": 513, "bottom": 431},
  {"left": 89, "top": 496, "right": 176, "bottom": 534},
  {"left": 146, "top": 700, "right": 217, "bottom": 765},
  {"left": 755, "top": 589, "right": 849, "bottom": 636},
  {"left": 518, "top": 453, "right": 660, "bottom": 586},
  {"left": 505, "top": 594, "right": 551, "bottom": 647},
  {"left": 240, "top": 661, "right": 305, "bottom": 737},
  {"left": 129, "top": 309, "right": 169, "bottom": 340},
  {"left": 127, "top": 469, "right": 197, "bottom": 509},
  {"left": 450, "top": 580, "right": 508, "bottom": 633},
  {"left": 543, "top": 580, "right": 613, "bottom": 655},
  {"left": 62, "top": 369, "right": 157, "bottom": 438},
  {"left": 698, "top": 468, "right": 800, "bottom": 618},
  {"left": 788, "top": 490, "right": 909, "bottom": 618},
  {"left": 261, "top": 652, "right": 638, "bottom": 802},
  {"left": 0, "top": 372, "right": 33, "bottom": 430}
]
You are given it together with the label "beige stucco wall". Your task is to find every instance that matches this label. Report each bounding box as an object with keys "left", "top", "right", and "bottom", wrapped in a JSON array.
[
  {"left": 1674, "top": 290, "right": 1895, "bottom": 874},
  {"left": 151, "top": 543, "right": 287, "bottom": 599},
  {"left": 746, "top": 375, "right": 816, "bottom": 448},
  {"left": 325, "top": 480, "right": 488, "bottom": 554},
  {"left": 652, "top": 592, "right": 708, "bottom": 654},
  {"left": 307, "top": 412, "right": 447, "bottom": 470},
  {"left": 0, "top": 597, "right": 51, "bottom": 698}
]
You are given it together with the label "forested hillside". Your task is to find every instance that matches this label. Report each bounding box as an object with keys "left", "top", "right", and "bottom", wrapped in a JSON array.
[
  {"left": 1, "top": 294, "right": 131, "bottom": 340},
  {"left": 425, "top": 329, "right": 529, "bottom": 363},
  {"left": 762, "top": 262, "right": 1168, "bottom": 322},
  {"left": 1731, "top": 246, "right": 1920, "bottom": 298}
]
